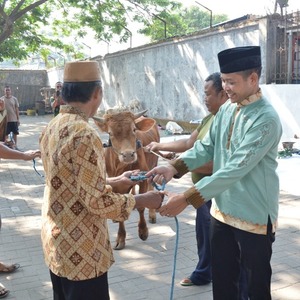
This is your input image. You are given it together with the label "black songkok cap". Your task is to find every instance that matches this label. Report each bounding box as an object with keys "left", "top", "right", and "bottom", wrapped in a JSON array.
[{"left": 218, "top": 46, "right": 261, "bottom": 73}]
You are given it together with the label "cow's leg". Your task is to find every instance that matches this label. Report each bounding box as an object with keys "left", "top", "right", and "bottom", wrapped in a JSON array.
[
  {"left": 136, "top": 181, "right": 149, "bottom": 241},
  {"left": 114, "top": 221, "right": 126, "bottom": 250},
  {"left": 137, "top": 207, "right": 148, "bottom": 241},
  {"left": 148, "top": 208, "right": 156, "bottom": 224}
]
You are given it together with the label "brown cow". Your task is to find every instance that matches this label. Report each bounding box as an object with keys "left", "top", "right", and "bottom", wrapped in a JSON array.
[{"left": 93, "top": 109, "right": 160, "bottom": 250}]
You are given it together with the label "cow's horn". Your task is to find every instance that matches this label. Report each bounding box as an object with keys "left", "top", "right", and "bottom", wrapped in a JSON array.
[
  {"left": 92, "top": 116, "right": 105, "bottom": 123},
  {"left": 134, "top": 109, "right": 148, "bottom": 119}
]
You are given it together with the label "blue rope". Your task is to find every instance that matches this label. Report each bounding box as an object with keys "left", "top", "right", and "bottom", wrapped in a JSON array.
[
  {"left": 129, "top": 171, "right": 179, "bottom": 299},
  {"left": 170, "top": 216, "right": 179, "bottom": 300},
  {"left": 129, "top": 171, "right": 166, "bottom": 191},
  {"left": 32, "top": 158, "right": 44, "bottom": 178},
  {"left": 156, "top": 178, "right": 178, "bottom": 300}
]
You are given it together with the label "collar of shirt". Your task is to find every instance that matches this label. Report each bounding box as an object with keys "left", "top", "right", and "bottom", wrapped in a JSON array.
[
  {"left": 237, "top": 88, "right": 262, "bottom": 108},
  {"left": 59, "top": 104, "right": 89, "bottom": 121}
]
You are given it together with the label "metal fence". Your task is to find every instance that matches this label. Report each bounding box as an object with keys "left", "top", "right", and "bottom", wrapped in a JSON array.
[{"left": 269, "top": 10, "right": 300, "bottom": 84}]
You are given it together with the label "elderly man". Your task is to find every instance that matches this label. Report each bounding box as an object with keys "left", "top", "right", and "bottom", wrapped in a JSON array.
[{"left": 39, "top": 61, "right": 163, "bottom": 300}]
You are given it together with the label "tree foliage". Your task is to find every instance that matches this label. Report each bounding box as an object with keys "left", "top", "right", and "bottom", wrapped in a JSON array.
[
  {"left": 0, "top": 0, "right": 181, "bottom": 64},
  {"left": 0, "top": 1, "right": 227, "bottom": 64},
  {"left": 138, "top": 5, "right": 228, "bottom": 41}
]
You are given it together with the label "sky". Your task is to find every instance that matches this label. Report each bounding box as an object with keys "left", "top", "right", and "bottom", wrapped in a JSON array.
[{"left": 90, "top": 0, "right": 299, "bottom": 57}]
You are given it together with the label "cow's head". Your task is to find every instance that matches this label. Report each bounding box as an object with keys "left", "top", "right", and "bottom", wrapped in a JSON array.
[{"left": 93, "top": 109, "right": 148, "bottom": 164}]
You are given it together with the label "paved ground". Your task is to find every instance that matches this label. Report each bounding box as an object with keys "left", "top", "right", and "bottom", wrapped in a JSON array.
[{"left": 0, "top": 114, "right": 299, "bottom": 300}]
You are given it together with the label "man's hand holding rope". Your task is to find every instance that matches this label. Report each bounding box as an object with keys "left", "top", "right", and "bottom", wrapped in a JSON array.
[
  {"left": 146, "top": 165, "right": 188, "bottom": 217},
  {"left": 158, "top": 192, "right": 188, "bottom": 217}
]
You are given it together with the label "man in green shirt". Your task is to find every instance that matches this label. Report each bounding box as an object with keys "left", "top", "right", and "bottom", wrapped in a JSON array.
[{"left": 147, "top": 46, "right": 282, "bottom": 299}]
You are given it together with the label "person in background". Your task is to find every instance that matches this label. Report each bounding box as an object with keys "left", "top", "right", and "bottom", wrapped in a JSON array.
[
  {"left": 50, "top": 81, "right": 64, "bottom": 117},
  {"left": 147, "top": 72, "right": 228, "bottom": 287},
  {"left": 0, "top": 97, "right": 7, "bottom": 143},
  {"left": 0, "top": 143, "right": 41, "bottom": 298},
  {"left": 147, "top": 46, "right": 282, "bottom": 300},
  {"left": 0, "top": 86, "right": 20, "bottom": 149},
  {"left": 39, "top": 61, "right": 163, "bottom": 300}
]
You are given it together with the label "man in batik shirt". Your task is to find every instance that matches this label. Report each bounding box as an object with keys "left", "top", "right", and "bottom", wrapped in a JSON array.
[{"left": 40, "top": 61, "right": 163, "bottom": 300}]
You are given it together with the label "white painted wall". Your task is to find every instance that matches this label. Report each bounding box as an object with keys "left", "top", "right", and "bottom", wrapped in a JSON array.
[
  {"left": 47, "top": 17, "right": 300, "bottom": 143},
  {"left": 98, "top": 23, "right": 264, "bottom": 122},
  {"left": 261, "top": 84, "right": 300, "bottom": 142}
]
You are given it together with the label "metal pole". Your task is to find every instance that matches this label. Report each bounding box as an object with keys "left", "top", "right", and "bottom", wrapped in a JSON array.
[
  {"left": 82, "top": 42, "right": 92, "bottom": 58},
  {"left": 121, "top": 26, "right": 132, "bottom": 48},
  {"left": 152, "top": 14, "right": 167, "bottom": 38},
  {"left": 195, "top": 1, "right": 212, "bottom": 28}
]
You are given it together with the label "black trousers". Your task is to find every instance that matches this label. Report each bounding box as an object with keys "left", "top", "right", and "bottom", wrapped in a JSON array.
[
  {"left": 50, "top": 270, "right": 110, "bottom": 300},
  {"left": 210, "top": 217, "right": 275, "bottom": 300}
]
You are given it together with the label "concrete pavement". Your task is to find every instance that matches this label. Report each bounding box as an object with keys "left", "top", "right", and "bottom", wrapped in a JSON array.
[{"left": 0, "top": 114, "right": 299, "bottom": 299}]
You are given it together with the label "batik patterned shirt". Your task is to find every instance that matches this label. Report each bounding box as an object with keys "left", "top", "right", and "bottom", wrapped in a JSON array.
[{"left": 40, "top": 105, "right": 135, "bottom": 280}]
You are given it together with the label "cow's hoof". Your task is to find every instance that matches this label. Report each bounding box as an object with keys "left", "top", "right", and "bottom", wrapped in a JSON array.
[
  {"left": 148, "top": 216, "right": 156, "bottom": 224},
  {"left": 139, "top": 227, "right": 149, "bottom": 241},
  {"left": 114, "top": 241, "right": 125, "bottom": 250},
  {"left": 148, "top": 209, "right": 156, "bottom": 224}
]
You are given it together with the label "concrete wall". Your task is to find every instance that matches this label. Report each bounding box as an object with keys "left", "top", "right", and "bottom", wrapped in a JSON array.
[
  {"left": 97, "top": 18, "right": 267, "bottom": 122},
  {"left": 0, "top": 69, "right": 48, "bottom": 110},
  {"left": 93, "top": 17, "right": 299, "bottom": 141}
]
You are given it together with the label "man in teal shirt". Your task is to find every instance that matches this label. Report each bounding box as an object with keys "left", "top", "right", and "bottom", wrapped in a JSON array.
[{"left": 147, "top": 46, "right": 282, "bottom": 299}]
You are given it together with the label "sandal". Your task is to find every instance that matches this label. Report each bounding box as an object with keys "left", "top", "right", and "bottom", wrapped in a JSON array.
[
  {"left": 0, "top": 263, "right": 20, "bottom": 274},
  {"left": 180, "top": 277, "right": 194, "bottom": 286},
  {"left": 0, "top": 283, "right": 9, "bottom": 298}
]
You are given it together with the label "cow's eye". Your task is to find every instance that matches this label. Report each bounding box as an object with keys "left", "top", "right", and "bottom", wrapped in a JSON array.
[{"left": 133, "top": 128, "right": 136, "bottom": 133}]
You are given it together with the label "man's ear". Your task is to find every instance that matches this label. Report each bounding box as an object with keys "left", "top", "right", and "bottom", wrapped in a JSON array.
[
  {"left": 249, "top": 72, "right": 259, "bottom": 85},
  {"left": 91, "top": 86, "right": 102, "bottom": 102}
]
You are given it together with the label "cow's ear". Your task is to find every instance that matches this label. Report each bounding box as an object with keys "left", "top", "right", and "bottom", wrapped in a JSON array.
[
  {"left": 135, "top": 117, "right": 156, "bottom": 132},
  {"left": 93, "top": 116, "right": 107, "bottom": 132}
]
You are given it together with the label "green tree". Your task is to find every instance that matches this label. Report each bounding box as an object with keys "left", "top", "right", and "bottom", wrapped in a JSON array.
[
  {"left": 0, "top": 0, "right": 179, "bottom": 64},
  {"left": 138, "top": 5, "right": 228, "bottom": 41}
]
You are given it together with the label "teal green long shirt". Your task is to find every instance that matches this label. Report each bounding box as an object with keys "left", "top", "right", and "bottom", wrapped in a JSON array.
[{"left": 175, "top": 95, "right": 282, "bottom": 234}]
